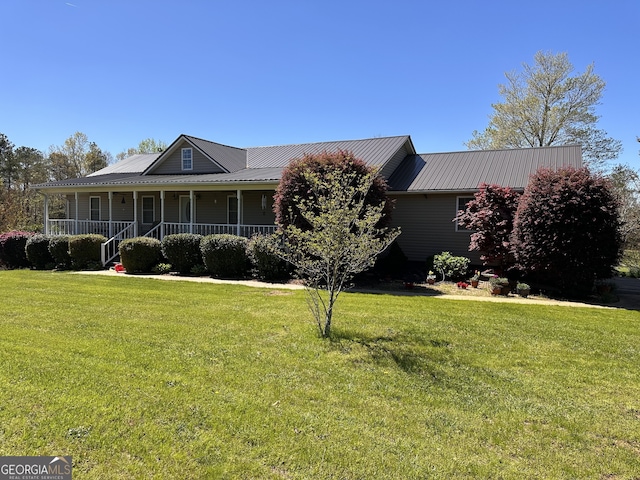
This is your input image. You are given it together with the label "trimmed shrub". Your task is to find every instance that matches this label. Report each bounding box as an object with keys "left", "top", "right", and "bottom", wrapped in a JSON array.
[
  {"left": 247, "top": 234, "right": 291, "bottom": 281},
  {"left": 0, "top": 230, "right": 34, "bottom": 269},
  {"left": 513, "top": 166, "right": 622, "bottom": 298},
  {"left": 69, "top": 234, "right": 107, "bottom": 269},
  {"left": 25, "top": 234, "right": 55, "bottom": 269},
  {"left": 201, "top": 234, "right": 250, "bottom": 278},
  {"left": 433, "top": 251, "right": 470, "bottom": 281},
  {"left": 119, "top": 237, "right": 162, "bottom": 274},
  {"left": 49, "top": 236, "right": 72, "bottom": 270},
  {"left": 375, "top": 241, "right": 408, "bottom": 276},
  {"left": 161, "top": 233, "right": 203, "bottom": 274}
]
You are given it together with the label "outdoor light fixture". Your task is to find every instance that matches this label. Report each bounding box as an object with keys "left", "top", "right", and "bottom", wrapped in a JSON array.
[
  {"left": 261, "top": 194, "right": 267, "bottom": 211},
  {"left": 121, "top": 195, "right": 126, "bottom": 204}
]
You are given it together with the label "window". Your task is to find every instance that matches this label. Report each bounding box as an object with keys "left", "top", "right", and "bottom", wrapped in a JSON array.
[
  {"left": 142, "top": 196, "right": 155, "bottom": 224},
  {"left": 90, "top": 196, "right": 101, "bottom": 221},
  {"left": 181, "top": 148, "right": 193, "bottom": 171},
  {"left": 227, "top": 195, "right": 238, "bottom": 224},
  {"left": 455, "top": 196, "right": 474, "bottom": 232}
]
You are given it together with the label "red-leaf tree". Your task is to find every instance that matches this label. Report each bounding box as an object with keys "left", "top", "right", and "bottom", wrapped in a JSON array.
[
  {"left": 274, "top": 150, "right": 393, "bottom": 231},
  {"left": 512, "top": 166, "right": 622, "bottom": 297},
  {"left": 455, "top": 183, "right": 521, "bottom": 267}
]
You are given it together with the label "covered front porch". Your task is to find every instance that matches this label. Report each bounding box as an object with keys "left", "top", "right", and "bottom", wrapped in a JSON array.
[{"left": 43, "top": 188, "right": 278, "bottom": 265}]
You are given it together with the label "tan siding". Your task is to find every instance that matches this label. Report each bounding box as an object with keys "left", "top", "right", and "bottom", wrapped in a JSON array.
[
  {"left": 151, "top": 141, "right": 225, "bottom": 175},
  {"left": 390, "top": 193, "right": 481, "bottom": 264}
]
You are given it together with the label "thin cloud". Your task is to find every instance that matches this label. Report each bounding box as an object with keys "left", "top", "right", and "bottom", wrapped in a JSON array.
[{"left": 65, "top": 2, "right": 77, "bottom": 7}]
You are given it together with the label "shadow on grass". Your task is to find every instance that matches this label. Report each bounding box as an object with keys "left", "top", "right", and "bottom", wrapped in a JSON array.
[{"left": 329, "top": 327, "right": 455, "bottom": 381}]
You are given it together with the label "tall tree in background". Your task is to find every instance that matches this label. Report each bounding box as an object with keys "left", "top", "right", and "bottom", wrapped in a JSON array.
[
  {"left": 116, "top": 138, "right": 167, "bottom": 161},
  {"left": 48, "top": 132, "right": 111, "bottom": 180},
  {"left": 467, "top": 51, "right": 622, "bottom": 170}
]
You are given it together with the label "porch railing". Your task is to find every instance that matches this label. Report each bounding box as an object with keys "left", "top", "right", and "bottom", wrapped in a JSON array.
[
  {"left": 101, "top": 222, "right": 136, "bottom": 266},
  {"left": 48, "top": 219, "right": 133, "bottom": 237},
  {"left": 144, "top": 222, "right": 277, "bottom": 239}
]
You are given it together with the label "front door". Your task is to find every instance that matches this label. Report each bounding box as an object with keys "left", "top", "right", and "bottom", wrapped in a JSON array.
[{"left": 179, "top": 195, "right": 191, "bottom": 223}]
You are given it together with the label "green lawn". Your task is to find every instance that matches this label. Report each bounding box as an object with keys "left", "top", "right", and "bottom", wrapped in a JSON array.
[{"left": 1, "top": 270, "right": 639, "bottom": 479}]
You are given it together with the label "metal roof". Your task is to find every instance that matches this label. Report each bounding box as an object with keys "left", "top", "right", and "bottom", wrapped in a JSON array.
[
  {"left": 88, "top": 153, "right": 160, "bottom": 176},
  {"left": 183, "top": 135, "right": 247, "bottom": 172},
  {"left": 245, "top": 135, "right": 412, "bottom": 169},
  {"left": 387, "top": 145, "right": 583, "bottom": 192}
]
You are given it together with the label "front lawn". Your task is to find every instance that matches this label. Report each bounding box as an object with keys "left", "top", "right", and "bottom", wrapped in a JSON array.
[{"left": 1, "top": 270, "right": 638, "bottom": 478}]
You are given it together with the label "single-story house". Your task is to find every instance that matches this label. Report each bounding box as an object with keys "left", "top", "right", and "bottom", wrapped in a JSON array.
[{"left": 33, "top": 134, "right": 582, "bottom": 265}]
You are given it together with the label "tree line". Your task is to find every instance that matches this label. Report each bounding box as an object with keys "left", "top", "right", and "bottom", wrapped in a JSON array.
[{"left": 0, "top": 133, "right": 166, "bottom": 233}]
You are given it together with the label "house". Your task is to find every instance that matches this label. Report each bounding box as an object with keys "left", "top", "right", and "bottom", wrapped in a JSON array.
[{"left": 33, "top": 134, "right": 582, "bottom": 265}]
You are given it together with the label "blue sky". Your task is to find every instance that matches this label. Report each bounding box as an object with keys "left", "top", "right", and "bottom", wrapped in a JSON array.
[{"left": 2, "top": 0, "right": 639, "bottom": 169}]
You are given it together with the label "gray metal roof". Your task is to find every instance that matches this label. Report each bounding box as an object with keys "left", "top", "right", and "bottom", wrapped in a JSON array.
[
  {"left": 88, "top": 153, "right": 160, "bottom": 176},
  {"left": 387, "top": 145, "right": 583, "bottom": 192},
  {"left": 183, "top": 135, "right": 247, "bottom": 173},
  {"left": 245, "top": 135, "right": 412, "bottom": 169}
]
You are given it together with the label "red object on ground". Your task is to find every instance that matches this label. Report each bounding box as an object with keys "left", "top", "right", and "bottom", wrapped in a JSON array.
[{"left": 114, "top": 263, "right": 125, "bottom": 273}]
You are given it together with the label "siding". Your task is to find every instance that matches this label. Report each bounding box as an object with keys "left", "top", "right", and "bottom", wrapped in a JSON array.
[
  {"left": 151, "top": 141, "right": 226, "bottom": 175},
  {"left": 389, "top": 193, "right": 481, "bottom": 264}
]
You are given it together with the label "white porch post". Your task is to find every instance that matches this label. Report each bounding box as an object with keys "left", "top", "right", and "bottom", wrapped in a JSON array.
[
  {"left": 189, "top": 190, "right": 195, "bottom": 234},
  {"left": 43, "top": 194, "right": 49, "bottom": 234},
  {"left": 108, "top": 192, "right": 113, "bottom": 238},
  {"left": 160, "top": 190, "right": 165, "bottom": 240},
  {"left": 133, "top": 191, "right": 138, "bottom": 237},
  {"left": 74, "top": 192, "right": 79, "bottom": 235},
  {"left": 236, "top": 189, "right": 242, "bottom": 236}
]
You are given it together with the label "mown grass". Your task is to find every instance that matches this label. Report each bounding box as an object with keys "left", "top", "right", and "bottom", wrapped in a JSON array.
[{"left": 0, "top": 270, "right": 639, "bottom": 479}]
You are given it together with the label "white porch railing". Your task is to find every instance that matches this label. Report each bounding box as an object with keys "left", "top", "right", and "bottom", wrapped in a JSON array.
[
  {"left": 101, "top": 222, "right": 136, "bottom": 266},
  {"left": 47, "top": 219, "right": 133, "bottom": 237},
  {"left": 144, "top": 222, "right": 277, "bottom": 239}
]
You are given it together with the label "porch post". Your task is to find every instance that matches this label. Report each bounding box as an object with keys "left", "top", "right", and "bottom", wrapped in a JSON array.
[
  {"left": 160, "top": 190, "right": 165, "bottom": 240},
  {"left": 133, "top": 191, "right": 138, "bottom": 237},
  {"left": 108, "top": 192, "right": 113, "bottom": 238},
  {"left": 43, "top": 194, "right": 49, "bottom": 234},
  {"left": 189, "top": 190, "right": 194, "bottom": 234},
  {"left": 74, "top": 192, "right": 79, "bottom": 235},
  {"left": 236, "top": 189, "right": 241, "bottom": 236}
]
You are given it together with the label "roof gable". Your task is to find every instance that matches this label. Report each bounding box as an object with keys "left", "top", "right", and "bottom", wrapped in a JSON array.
[
  {"left": 143, "top": 135, "right": 247, "bottom": 175},
  {"left": 388, "top": 145, "right": 583, "bottom": 192}
]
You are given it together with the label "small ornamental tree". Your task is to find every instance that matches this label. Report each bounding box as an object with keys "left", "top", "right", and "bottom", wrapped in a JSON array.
[
  {"left": 274, "top": 151, "right": 399, "bottom": 338},
  {"left": 455, "top": 183, "right": 521, "bottom": 267},
  {"left": 512, "top": 166, "right": 622, "bottom": 297}
]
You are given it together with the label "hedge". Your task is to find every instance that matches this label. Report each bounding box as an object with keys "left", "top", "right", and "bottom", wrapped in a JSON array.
[
  {"left": 25, "top": 234, "right": 55, "bottom": 269},
  {"left": 201, "top": 234, "right": 250, "bottom": 278},
  {"left": 69, "top": 234, "right": 107, "bottom": 269},
  {"left": 0, "top": 231, "right": 34, "bottom": 269},
  {"left": 246, "top": 234, "right": 291, "bottom": 281},
  {"left": 161, "top": 233, "right": 203, "bottom": 274},
  {"left": 119, "top": 237, "right": 163, "bottom": 273}
]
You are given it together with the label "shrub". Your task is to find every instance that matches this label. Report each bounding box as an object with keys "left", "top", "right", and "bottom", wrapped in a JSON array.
[
  {"left": 161, "top": 233, "right": 203, "bottom": 274},
  {"left": 433, "top": 251, "right": 470, "bottom": 280},
  {"left": 0, "top": 230, "right": 34, "bottom": 269},
  {"left": 246, "top": 234, "right": 291, "bottom": 281},
  {"left": 69, "top": 234, "right": 107, "bottom": 269},
  {"left": 201, "top": 234, "right": 250, "bottom": 278},
  {"left": 375, "top": 241, "right": 408, "bottom": 276},
  {"left": 513, "top": 166, "right": 622, "bottom": 298},
  {"left": 152, "top": 262, "right": 172, "bottom": 274},
  {"left": 25, "top": 234, "right": 55, "bottom": 269},
  {"left": 455, "top": 183, "right": 521, "bottom": 266},
  {"left": 119, "top": 237, "right": 163, "bottom": 273},
  {"left": 49, "top": 236, "right": 72, "bottom": 270}
]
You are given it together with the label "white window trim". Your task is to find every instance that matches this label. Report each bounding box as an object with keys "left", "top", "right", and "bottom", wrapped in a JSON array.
[
  {"left": 90, "top": 196, "right": 101, "bottom": 221},
  {"left": 227, "top": 194, "right": 239, "bottom": 224},
  {"left": 181, "top": 148, "right": 193, "bottom": 171},
  {"left": 455, "top": 195, "right": 475, "bottom": 232},
  {"left": 142, "top": 195, "right": 155, "bottom": 225}
]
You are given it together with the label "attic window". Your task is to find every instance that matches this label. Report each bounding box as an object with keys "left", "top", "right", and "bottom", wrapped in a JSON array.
[{"left": 182, "top": 148, "right": 193, "bottom": 171}]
